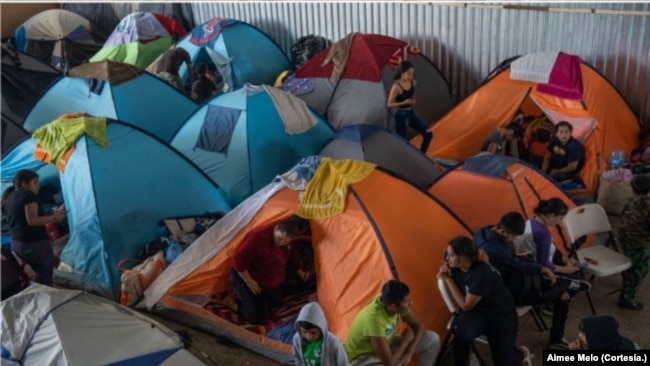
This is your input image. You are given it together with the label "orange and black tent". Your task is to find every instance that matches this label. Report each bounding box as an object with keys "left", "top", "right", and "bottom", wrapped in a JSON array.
[
  {"left": 413, "top": 52, "right": 640, "bottom": 194},
  {"left": 143, "top": 162, "right": 471, "bottom": 363},
  {"left": 428, "top": 153, "right": 578, "bottom": 252}
]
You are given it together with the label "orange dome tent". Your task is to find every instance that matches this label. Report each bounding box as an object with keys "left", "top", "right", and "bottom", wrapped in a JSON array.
[
  {"left": 413, "top": 52, "right": 640, "bottom": 195},
  {"left": 428, "top": 153, "right": 578, "bottom": 254},
  {"left": 320, "top": 127, "right": 579, "bottom": 254},
  {"left": 143, "top": 160, "right": 471, "bottom": 363}
]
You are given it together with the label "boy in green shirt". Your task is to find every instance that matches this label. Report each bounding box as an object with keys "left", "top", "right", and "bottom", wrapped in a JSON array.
[
  {"left": 344, "top": 280, "right": 440, "bottom": 366},
  {"left": 293, "top": 302, "right": 349, "bottom": 366}
]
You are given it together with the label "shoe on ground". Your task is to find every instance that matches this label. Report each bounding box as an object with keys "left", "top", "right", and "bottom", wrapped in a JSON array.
[
  {"left": 618, "top": 300, "right": 644, "bottom": 310},
  {"left": 519, "top": 346, "right": 532, "bottom": 366},
  {"left": 566, "top": 278, "right": 591, "bottom": 292},
  {"left": 548, "top": 339, "right": 570, "bottom": 350}
]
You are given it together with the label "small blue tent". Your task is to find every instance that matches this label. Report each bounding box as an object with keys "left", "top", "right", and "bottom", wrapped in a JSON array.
[
  {"left": 22, "top": 61, "right": 197, "bottom": 142},
  {"left": 2, "top": 118, "right": 232, "bottom": 299},
  {"left": 175, "top": 18, "right": 292, "bottom": 90},
  {"left": 170, "top": 84, "right": 334, "bottom": 204}
]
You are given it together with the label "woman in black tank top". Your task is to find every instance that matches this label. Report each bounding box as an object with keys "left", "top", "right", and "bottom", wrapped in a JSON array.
[{"left": 387, "top": 60, "right": 433, "bottom": 153}]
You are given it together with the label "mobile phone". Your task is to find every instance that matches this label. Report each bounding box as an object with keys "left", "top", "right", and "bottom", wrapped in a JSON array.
[{"left": 577, "top": 262, "right": 589, "bottom": 269}]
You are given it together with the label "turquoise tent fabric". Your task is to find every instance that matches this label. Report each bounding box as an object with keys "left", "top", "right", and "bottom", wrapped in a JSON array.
[
  {"left": 21, "top": 69, "right": 197, "bottom": 142},
  {"left": 1, "top": 119, "right": 232, "bottom": 299},
  {"left": 176, "top": 18, "right": 292, "bottom": 90},
  {"left": 170, "top": 85, "right": 334, "bottom": 205}
]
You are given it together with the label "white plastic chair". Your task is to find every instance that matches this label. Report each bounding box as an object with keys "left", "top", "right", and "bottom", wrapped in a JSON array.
[
  {"left": 562, "top": 203, "right": 632, "bottom": 313},
  {"left": 435, "top": 278, "right": 541, "bottom": 366}
]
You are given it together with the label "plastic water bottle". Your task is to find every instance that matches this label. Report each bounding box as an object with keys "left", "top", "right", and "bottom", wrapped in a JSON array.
[
  {"left": 166, "top": 240, "right": 182, "bottom": 264},
  {"left": 609, "top": 150, "right": 625, "bottom": 169}
]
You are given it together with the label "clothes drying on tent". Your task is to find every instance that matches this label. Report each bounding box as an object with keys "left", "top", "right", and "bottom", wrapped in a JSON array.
[
  {"left": 170, "top": 18, "right": 293, "bottom": 91},
  {"left": 1, "top": 284, "right": 204, "bottom": 366},
  {"left": 415, "top": 52, "right": 640, "bottom": 195},
  {"left": 21, "top": 61, "right": 197, "bottom": 142},
  {"left": 143, "top": 158, "right": 472, "bottom": 364},
  {"left": 289, "top": 33, "right": 453, "bottom": 130},
  {"left": 170, "top": 84, "right": 334, "bottom": 205},
  {"left": 1, "top": 44, "right": 61, "bottom": 156},
  {"left": 90, "top": 12, "right": 187, "bottom": 69},
  {"left": 319, "top": 124, "right": 443, "bottom": 191},
  {"left": 14, "top": 9, "right": 103, "bottom": 70},
  {"left": 32, "top": 114, "right": 109, "bottom": 171},
  {"left": 1, "top": 118, "right": 232, "bottom": 299}
]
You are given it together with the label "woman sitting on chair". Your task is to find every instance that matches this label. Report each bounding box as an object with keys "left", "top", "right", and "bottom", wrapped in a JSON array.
[{"left": 438, "top": 236, "right": 531, "bottom": 366}]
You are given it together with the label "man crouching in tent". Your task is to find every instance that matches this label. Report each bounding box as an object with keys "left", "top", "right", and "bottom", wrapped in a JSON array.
[{"left": 228, "top": 215, "right": 313, "bottom": 325}]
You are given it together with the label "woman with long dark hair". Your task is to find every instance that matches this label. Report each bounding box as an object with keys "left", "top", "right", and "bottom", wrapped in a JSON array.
[
  {"left": 438, "top": 236, "right": 531, "bottom": 366},
  {"left": 4, "top": 169, "right": 66, "bottom": 286},
  {"left": 386, "top": 60, "right": 433, "bottom": 153}
]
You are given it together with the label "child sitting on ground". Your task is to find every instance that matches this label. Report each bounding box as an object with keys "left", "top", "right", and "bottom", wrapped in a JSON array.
[
  {"left": 541, "top": 121, "right": 585, "bottom": 185},
  {"left": 292, "top": 302, "right": 349, "bottom": 366},
  {"left": 569, "top": 315, "right": 641, "bottom": 350}
]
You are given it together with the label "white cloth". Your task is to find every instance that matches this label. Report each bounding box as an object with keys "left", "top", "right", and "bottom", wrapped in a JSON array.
[{"left": 510, "top": 51, "right": 559, "bottom": 84}]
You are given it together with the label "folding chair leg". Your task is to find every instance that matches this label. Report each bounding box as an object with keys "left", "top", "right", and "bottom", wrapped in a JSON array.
[
  {"left": 531, "top": 306, "right": 548, "bottom": 331},
  {"left": 471, "top": 344, "right": 487, "bottom": 366},
  {"left": 586, "top": 291, "right": 597, "bottom": 315},
  {"left": 435, "top": 331, "right": 454, "bottom": 366}
]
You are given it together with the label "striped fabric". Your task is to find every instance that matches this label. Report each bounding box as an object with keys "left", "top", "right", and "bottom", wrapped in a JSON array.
[{"left": 388, "top": 45, "right": 420, "bottom": 68}]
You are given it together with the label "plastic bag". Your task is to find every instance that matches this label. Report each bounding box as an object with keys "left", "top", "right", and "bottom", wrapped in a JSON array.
[{"left": 597, "top": 169, "right": 634, "bottom": 215}]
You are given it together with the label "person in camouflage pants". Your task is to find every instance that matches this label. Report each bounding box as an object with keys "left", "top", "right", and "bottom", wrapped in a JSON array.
[{"left": 617, "top": 174, "right": 650, "bottom": 310}]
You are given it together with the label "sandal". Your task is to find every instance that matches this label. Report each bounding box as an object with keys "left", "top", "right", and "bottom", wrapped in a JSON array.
[{"left": 519, "top": 346, "right": 532, "bottom": 366}]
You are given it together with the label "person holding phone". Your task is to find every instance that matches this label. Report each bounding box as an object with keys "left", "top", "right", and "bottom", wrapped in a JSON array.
[{"left": 4, "top": 169, "right": 66, "bottom": 286}]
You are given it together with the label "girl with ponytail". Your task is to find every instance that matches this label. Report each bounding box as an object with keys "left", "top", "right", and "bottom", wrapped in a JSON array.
[{"left": 438, "top": 236, "right": 531, "bottom": 366}]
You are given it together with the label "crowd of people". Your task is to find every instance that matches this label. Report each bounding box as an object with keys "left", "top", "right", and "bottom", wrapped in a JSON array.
[
  {"left": 220, "top": 197, "right": 645, "bottom": 366},
  {"left": 2, "top": 58, "right": 647, "bottom": 366}
]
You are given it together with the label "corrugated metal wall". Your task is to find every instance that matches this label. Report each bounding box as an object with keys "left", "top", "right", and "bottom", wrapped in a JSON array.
[{"left": 191, "top": 2, "right": 649, "bottom": 125}]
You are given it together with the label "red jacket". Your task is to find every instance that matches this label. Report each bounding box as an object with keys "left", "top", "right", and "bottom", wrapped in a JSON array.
[{"left": 232, "top": 224, "right": 299, "bottom": 290}]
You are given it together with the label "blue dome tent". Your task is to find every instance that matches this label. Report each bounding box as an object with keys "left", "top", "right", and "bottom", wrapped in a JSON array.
[
  {"left": 22, "top": 61, "right": 197, "bottom": 142},
  {"left": 170, "top": 84, "right": 334, "bottom": 204},
  {"left": 2, "top": 118, "right": 232, "bottom": 299},
  {"left": 174, "top": 18, "right": 292, "bottom": 90}
]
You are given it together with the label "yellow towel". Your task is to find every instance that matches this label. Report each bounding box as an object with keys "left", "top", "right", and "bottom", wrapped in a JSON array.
[
  {"left": 297, "top": 158, "right": 376, "bottom": 219},
  {"left": 32, "top": 115, "right": 109, "bottom": 165}
]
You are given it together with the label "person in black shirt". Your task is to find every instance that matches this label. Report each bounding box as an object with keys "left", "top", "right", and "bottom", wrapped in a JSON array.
[
  {"left": 4, "top": 170, "right": 66, "bottom": 286},
  {"left": 438, "top": 236, "right": 531, "bottom": 366},
  {"left": 386, "top": 60, "right": 433, "bottom": 153}
]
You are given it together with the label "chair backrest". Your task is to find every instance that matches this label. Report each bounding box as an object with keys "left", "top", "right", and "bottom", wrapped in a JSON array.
[
  {"left": 437, "top": 278, "right": 458, "bottom": 314},
  {"left": 562, "top": 203, "right": 612, "bottom": 243}
]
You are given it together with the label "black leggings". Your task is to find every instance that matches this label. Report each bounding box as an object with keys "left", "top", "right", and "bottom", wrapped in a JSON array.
[{"left": 453, "top": 309, "right": 522, "bottom": 366}]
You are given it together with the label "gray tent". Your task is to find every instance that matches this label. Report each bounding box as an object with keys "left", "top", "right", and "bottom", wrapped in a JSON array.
[
  {"left": 288, "top": 33, "right": 454, "bottom": 131},
  {"left": 1, "top": 284, "right": 205, "bottom": 365},
  {"left": 319, "top": 124, "right": 442, "bottom": 191}
]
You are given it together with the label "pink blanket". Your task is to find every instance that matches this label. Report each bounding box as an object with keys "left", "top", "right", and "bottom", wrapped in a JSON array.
[{"left": 536, "top": 52, "right": 584, "bottom": 101}]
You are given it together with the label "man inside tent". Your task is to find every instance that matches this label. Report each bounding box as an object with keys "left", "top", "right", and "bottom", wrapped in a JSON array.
[
  {"left": 151, "top": 47, "right": 194, "bottom": 93},
  {"left": 541, "top": 121, "right": 585, "bottom": 184},
  {"left": 480, "top": 122, "right": 523, "bottom": 157},
  {"left": 344, "top": 280, "right": 440, "bottom": 366},
  {"left": 228, "top": 215, "right": 313, "bottom": 325}
]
